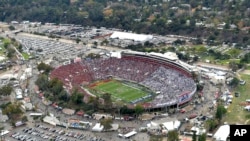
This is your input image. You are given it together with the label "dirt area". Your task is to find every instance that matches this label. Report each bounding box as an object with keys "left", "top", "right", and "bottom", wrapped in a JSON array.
[
  {"left": 194, "top": 62, "right": 229, "bottom": 70},
  {"left": 182, "top": 105, "right": 194, "bottom": 112},
  {"left": 241, "top": 70, "right": 250, "bottom": 75},
  {"left": 139, "top": 113, "right": 155, "bottom": 120},
  {"left": 0, "top": 23, "right": 10, "bottom": 31}
]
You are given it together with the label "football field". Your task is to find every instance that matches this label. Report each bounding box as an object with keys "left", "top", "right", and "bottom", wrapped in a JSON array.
[{"left": 91, "top": 80, "right": 148, "bottom": 102}]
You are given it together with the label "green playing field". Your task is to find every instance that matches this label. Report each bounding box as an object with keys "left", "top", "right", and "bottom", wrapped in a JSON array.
[{"left": 92, "top": 80, "right": 148, "bottom": 102}]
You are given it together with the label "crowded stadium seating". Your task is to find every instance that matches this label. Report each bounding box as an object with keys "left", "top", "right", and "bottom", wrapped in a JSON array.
[{"left": 50, "top": 52, "right": 196, "bottom": 108}]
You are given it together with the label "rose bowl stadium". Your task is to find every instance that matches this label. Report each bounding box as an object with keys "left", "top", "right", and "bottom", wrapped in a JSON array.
[{"left": 50, "top": 50, "right": 197, "bottom": 109}]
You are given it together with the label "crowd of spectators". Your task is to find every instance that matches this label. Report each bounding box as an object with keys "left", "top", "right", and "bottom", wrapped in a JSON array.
[
  {"left": 141, "top": 66, "right": 196, "bottom": 107},
  {"left": 84, "top": 57, "right": 158, "bottom": 82},
  {"left": 50, "top": 55, "right": 196, "bottom": 108},
  {"left": 50, "top": 62, "right": 94, "bottom": 93}
]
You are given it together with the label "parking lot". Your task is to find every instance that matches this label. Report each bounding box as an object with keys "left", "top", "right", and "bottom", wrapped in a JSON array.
[
  {"left": 15, "top": 35, "right": 88, "bottom": 61},
  {"left": 6, "top": 124, "right": 106, "bottom": 141}
]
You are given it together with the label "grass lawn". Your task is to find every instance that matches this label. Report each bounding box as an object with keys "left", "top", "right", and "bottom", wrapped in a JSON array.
[
  {"left": 22, "top": 52, "right": 30, "bottom": 60},
  {"left": 224, "top": 74, "right": 250, "bottom": 124},
  {"left": 0, "top": 40, "right": 6, "bottom": 56},
  {"left": 91, "top": 80, "right": 148, "bottom": 102},
  {"left": 200, "top": 55, "right": 215, "bottom": 62},
  {"left": 246, "top": 65, "right": 250, "bottom": 70},
  {"left": 0, "top": 47, "right": 6, "bottom": 56}
]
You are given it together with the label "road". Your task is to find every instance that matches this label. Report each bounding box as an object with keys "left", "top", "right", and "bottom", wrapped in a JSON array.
[{"left": 0, "top": 29, "right": 225, "bottom": 141}]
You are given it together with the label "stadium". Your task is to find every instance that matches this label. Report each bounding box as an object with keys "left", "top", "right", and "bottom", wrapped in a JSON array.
[{"left": 50, "top": 50, "right": 197, "bottom": 109}]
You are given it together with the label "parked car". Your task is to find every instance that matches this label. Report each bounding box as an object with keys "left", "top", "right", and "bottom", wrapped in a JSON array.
[
  {"left": 179, "top": 109, "right": 186, "bottom": 113},
  {"left": 188, "top": 113, "right": 198, "bottom": 119}
]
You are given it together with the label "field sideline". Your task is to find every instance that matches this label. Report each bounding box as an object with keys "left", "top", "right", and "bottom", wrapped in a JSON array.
[{"left": 89, "top": 80, "right": 149, "bottom": 102}]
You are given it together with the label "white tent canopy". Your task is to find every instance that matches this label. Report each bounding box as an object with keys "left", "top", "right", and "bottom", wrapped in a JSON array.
[
  {"left": 92, "top": 123, "right": 104, "bottom": 132},
  {"left": 123, "top": 130, "right": 137, "bottom": 138},
  {"left": 110, "top": 31, "right": 153, "bottom": 42},
  {"left": 43, "top": 116, "right": 60, "bottom": 126},
  {"left": 110, "top": 51, "right": 122, "bottom": 58},
  {"left": 213, "top": 125, "right": 230, "bottom": 141},
  {"left": 191, "top": 126, "right": 206, "bottom": 135},
  {"left": 0, "top": 130, "right": 9, "bottom": 136},
  {"left": 162, "top": 120, "right": 181, "bottom": 131}
]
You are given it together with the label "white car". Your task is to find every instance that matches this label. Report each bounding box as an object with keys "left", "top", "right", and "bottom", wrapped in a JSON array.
[{"left": 244, "top": 106, "right": 250, "bottom": 111}]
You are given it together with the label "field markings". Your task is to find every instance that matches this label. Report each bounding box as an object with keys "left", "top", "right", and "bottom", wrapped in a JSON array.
[{"left": 92, "top": 80, "right": 148, "bottom": 102}]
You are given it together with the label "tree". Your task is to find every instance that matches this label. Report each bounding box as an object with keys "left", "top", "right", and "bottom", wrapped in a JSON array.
[
  {"left": 205, "top": 119, "right": 218, "bottom": 132},
  {"left": 101, "top": 39, "right": 109, "bottom": 46},
  {"left": 58, "top": 90, "right": 69, "bottom": 102},
  {"left": 86, "top": 53, "right": 101, "bottom": 59},
  {"left": 102, "top": 93, "right": 112, "bottom": 111},
  {"left": 18, "top": 44, "right": 23, "bottom": 52},
  {"left": 93, "top": 41, "right": 98, "bottom": 46},
  {"left": 0, "top": 84, "right": 13, "bottom": 96},
  {"left": 75, "top": 38, "right": 81, "bottom": 44},
  {"left": 7, "top": 47, "right": 16, "bottom": 58},
  {"left": 198, "top": 133, "right": 206, "bottom": 141},
  {"left": 227, "top": 48, "right": 241, "bottom": 58},
  {"left": 197, "top": 83, "right": 204, "bottom": 91},
  {"left": 215, "top": 104, "right": 227, "bottom": 122},
  {"left": 135, "top": 104, "right": 144, "bottom": 118},
  {"left": 71, "top": 89, "right": 83, "bottom": 105},
  {"left": 8, "top": 25, "right": 15, "bottom": 31},
  {"left": 240, "top": 52, "right": 250, "bottom": 63},
  {"left": 22, "top": 116, "right": 28, "bottom": 122},
  {"left": 114, "top": 100, "right": 123, "bottom": 116},
  {"left": 100, "top": 118, "right": 113, "bottom": 131},
  {"left": 88, "top": 4, "right": 104, "bottom": 22},
  {"left": 167, "top": 130, "right": 179, "bottom": 141},
  {"left": 35, "top": 74, "right": 49, "bottom": 91},
  {"left": 192, "top": 131, "right": 197, "bottom": 141},
  {"left": 3, "top": 102, "right": 23, "bottom": 121},
  {"left": 191, "top": 71, "right": 199, "bottom": 83},
  {"left": 89, "top": 96, "right": 99, "bottom": 111},
  {"left": 3, "top": 39, "right": 10, "bottom": 49},
  {"left": 229, "top": 61, "right": 239, "bottom": 72},
  {"left": 228, "top": 77, "right": 239, "bottom": 87},
  {"left": 193, "top": 56, "right": 199, "bottom": 62},
  {"left": 173, "top": 39, "right": 186, "bottom": 45},
  {"left": 48, "top": 78, "right": 63, "bottom": 95},
  {"left": 120, "top": 105, "right": 134, "bottom": 115},
  {"left": 37, "top": 62, "right": 53, "bottom": 74}
]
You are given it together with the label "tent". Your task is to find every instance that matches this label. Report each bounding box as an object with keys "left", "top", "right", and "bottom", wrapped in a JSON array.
[
  {"left": 0, "top": 130, "right": 9, "bottom": 136},
  {"left": 15, "top": 121, "right": 24, "bottom": 127},
  {"left": 110, "top": 31, "right": 153, "bottom": 42},
  {"left": 213, "top": 125, "right": 230, "bottom": 141},
  {"left": 210, "top": 75, "right": 225, "bottom": 85},
  {"left": 123, "top": 130, "right": 137, "bottom": 138},
  {"left": 43, "top": 116, "right": 60, "bottom": 126},
  {"left": 110, "top": 51, "right": 121, "bottom": 58},
  {"left": 16, "top": 94, "right": 23, "bottom": 100},
  {"left": 92, "top": 123, "right": 104, "bottom": 132},
  {"left": 162, "top": 120, "right": 181, "bottom": 131},
  {"left": 191, "top": 126, "right": 206, "bottom": 135},
  {"left": 107, "top": 124, "right": 119, "bottom": 131}
]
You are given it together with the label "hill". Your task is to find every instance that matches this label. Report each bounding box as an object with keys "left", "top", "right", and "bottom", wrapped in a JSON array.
[{"left": 0, "top": 0, "right": 250, "bottom": 46}]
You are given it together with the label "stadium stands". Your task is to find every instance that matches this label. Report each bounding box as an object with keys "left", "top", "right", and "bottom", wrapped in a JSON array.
[{"left": 50, "top": 51, "right": 196, "bottom": 108}]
